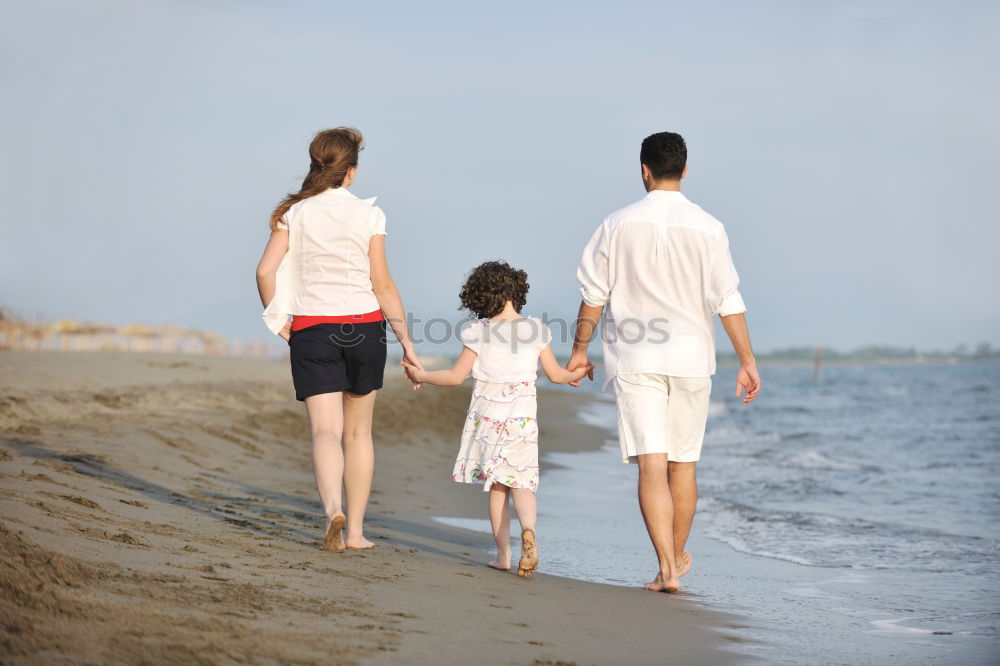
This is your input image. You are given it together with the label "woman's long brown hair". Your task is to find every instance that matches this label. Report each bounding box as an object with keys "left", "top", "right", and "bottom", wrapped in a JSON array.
[{"left": 269, "top": 127, "right": 364, "bottom": 231}]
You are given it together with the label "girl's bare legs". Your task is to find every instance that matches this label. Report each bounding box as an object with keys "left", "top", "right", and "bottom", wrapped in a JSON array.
[
  {"left": 342, "top": 390, "right": 378, "bottom": 549},
  {"left": 512, "top": 488, "right": 539, "bottom": 576},
  {"left": 511, "top": 488, "right": 537, "bottom": 532},
  {"left": 304, "top": 392, "right": 346, "bottom": 547},
  {"left": 487, "top": 485, "right": 512, "bottom": 569}
]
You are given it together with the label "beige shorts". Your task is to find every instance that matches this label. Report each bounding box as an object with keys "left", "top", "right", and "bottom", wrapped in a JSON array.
[{"left": 613, "top": 373, "right": 713, "bottom": 464}]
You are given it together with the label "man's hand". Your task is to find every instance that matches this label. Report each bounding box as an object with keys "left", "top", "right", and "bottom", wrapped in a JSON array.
[
  {"left": 735, "top": 363, "right": 761, "bottom": 405},
  {"left": 565, "top": 353, "right": 594, "bottom": 388}
]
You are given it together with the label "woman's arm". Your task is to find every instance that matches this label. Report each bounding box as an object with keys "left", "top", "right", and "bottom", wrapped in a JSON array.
[
  {"left": 402, "top": 348, "right": 476, "bottom": 388},
  {"left": 369, "top": 235, "right": 422, "bottom": 371},
  {"left": 540, "top": 345, "right": 592, "bottom": 384},
  {"left": 256, "top": 229, "right": 291, "bottom": 339},
  {"left": 256, "top": 229, "right": 288, "bottom": 306}
]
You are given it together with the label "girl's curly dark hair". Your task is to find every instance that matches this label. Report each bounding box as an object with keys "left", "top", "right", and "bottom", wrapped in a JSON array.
[{"left": 459, "top": 260, "right": 529, "bottom": 319}]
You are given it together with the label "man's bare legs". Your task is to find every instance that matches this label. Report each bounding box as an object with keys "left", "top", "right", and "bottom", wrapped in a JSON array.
[
  {"left": 637, "top": 453, "right": 681, "bottom": 592},
  {"left": 342, "top": 391, "right": 378, "bottom": 549},
  {"left": 488, "top": 486, "right": 512, "bottom": 569},
  {"left": 304, "top": 392, "right": 346, "bottom": 550},
  {"left": 668, "top": 461, "right": 697, "bottom": 577}
]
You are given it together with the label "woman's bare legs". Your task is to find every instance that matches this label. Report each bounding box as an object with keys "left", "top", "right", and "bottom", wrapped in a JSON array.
[
  {"left": 488, "top": 485, "right": 512, "bottom": 569},
  {"left": 304, "top": 392, "right": 346, "bottom": 548},
  {"left": 342, "top": 390, "right": 378, "bottom": 549}
]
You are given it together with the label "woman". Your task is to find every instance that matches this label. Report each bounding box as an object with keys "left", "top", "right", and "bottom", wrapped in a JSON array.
[{"left": 256, "top": 127, "right": 422, "bottom": 552}]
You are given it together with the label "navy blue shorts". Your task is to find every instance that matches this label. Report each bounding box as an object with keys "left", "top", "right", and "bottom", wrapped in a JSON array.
[{"left": 288, "top": 321, "right": 387, "bottom": 401}]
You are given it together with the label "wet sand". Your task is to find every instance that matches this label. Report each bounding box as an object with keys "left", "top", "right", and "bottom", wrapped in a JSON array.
[{"left": 0, "top": 351, "right": 744, "bottom": 665}]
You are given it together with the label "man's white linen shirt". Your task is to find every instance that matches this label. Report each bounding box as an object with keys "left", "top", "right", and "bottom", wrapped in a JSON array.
[{"left": 576, "top": 190, "right": 746, "bottom": 391}]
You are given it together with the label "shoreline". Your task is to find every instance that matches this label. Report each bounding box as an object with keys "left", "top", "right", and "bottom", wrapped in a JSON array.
[{"left": 1, "top": 351, "right": 747, "bottom": 665}]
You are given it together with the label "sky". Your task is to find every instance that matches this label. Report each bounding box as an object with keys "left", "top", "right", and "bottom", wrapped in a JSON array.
[{"left": 1, "top": 0, "right": 998, "bottom": 356}]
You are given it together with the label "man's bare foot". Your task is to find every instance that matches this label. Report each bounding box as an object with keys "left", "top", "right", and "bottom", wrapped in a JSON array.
[
  {"left": 487, "top": 551, "right": 511, "bottom": 571},
  {"left": 345, "top": 534, "right": 376, "bottom": 550},
  {"left": 517, "top": 529, "right": 538, "bottom": 577},
  {"left": 643, "top": 571, "right": 681, "bottom": 593},
  {"left": 322, "top": 515, "right": 346, "bottom": 552},
  {"left": 676, "top": 550, "right": 693, "bottom": 577}
]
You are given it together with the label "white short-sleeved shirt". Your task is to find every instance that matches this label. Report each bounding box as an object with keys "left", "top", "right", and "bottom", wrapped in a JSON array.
[
  {"left": 262, "top": 187, "right": 387, "bottom": 334},
  {"left": 577, "top": 190, "right": 746, "bottom": 389},
  {"left": 459, "top": 316, "right": 552, "bottom": 383}
]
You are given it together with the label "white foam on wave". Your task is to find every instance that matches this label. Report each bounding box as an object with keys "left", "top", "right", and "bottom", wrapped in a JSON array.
[
  {"left": 868, "top": 617, "right": 972, "bottom": 636},
  {"left": 704, "top": 425, "right": 782, "bottom": 446},
  {"left": 574, "top": 401, "right": 618, "bottom": 432},
  {"left": 780, "top": 449, "right": 870, "bottom": 472},
  {"left": 702, "top": 529, "right": 818, "bottom": 566}
]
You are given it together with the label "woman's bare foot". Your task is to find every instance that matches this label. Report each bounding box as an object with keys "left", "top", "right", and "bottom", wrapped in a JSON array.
[
  {"left": 345, "top": 534, "right": 376, "bottom": 550},
  {"left": 517, "top": 529, "right": 538, "bottom": 577},
  {"left": 487, "top": 550, "right": 511, "bottom": 571},
  {"left": 643, "top": 571, "right": 681, "bottom": 593},
  {"left": 322, "top": 515, "right": 346, "bottom": 552},
  {"left": 676, "top": 550, "right": 693, "bottom": 577}
]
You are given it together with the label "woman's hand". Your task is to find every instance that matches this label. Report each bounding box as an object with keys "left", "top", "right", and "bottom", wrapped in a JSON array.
[
  {"left": 401, "top": 346, "right": 424, "bottom": 390},
  {"left": 401, "top": 359, "right": 423, "bottom": 390},
  {"left": 278, "top": 321, "right": 292, "bottom": 342}
]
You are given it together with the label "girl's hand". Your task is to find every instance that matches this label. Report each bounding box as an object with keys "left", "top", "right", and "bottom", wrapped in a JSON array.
[
  {"left": 401, "top": 359, "right": 423, "bottom": 390},
  {"left": 401, "top": 347, "right": 424, "bottom": 390},
  {"left": 278, "top": 321, "right": 292, "bottom": 342},
  {"left": 565, "top": 353, "right": 593, "bottom": 387},
  {"left": 567, "top": 361, "right": 594, "bottom": 384}
]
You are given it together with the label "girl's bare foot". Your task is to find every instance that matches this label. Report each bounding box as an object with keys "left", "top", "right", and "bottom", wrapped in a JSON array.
[
  {"left": 677, "top": 550, "right": 693, "bottom": 577},
  {"left": 322, "top": 515, "right": 346, "bottom": 552},
  {"left": 488, "top": 550, "right": 511, "bottom": 571},
  {"left": 345, "top": 534, "right": 376, "bottom": 550},
  {"left": 517, "top": 528, "right": 538, "bottom": 577},
  {"left": 643, "top": 571, "right": 681, "bottom": 593}
]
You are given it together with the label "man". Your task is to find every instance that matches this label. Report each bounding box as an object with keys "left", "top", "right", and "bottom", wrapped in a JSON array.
[{"left": 567, "top": 131, "right": 760, "bottom": 593}]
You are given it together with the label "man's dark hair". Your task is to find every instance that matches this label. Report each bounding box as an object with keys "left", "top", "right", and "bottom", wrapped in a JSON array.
[{"left": 640, "top": 132, "right": 687, "bottom": 180}]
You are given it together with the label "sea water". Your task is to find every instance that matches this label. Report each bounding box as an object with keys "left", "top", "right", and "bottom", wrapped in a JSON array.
[{"left": 436, "top": 362, "right": 1000, "bottom": 664}]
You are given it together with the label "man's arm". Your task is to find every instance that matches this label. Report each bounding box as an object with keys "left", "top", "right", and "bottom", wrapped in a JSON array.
[
  {"left": 567, "top": 301, "right": 604, "bottom": 385},
  {"left": 568, "top": 223, "right": 611, "bottom": 385},
  {"left": 720, "top": 313, "right": 760, "bottom": 405}
]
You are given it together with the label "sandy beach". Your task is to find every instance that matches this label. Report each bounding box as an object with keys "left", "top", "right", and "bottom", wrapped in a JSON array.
[{"left": 0, "top": 351, "right": 743, "bottom": 665}]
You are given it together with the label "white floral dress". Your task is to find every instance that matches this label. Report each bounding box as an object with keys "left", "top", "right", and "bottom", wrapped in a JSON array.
[{"left": 451, "top": 317, "right": 552, "bottom": 492}]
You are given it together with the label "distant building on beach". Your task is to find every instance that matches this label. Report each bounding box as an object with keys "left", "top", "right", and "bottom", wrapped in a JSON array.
[{"left": 0, "top": 308, "right": 269, "bottom": 359}]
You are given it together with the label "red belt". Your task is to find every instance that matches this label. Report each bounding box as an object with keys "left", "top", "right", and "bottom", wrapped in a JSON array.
[{"left": 291, "top": 310, "right": 384, "bottom": 331}]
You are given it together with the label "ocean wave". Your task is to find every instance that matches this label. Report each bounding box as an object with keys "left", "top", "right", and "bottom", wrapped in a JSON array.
[
  {"left": 698, "top": 497, "right": 999, "bottom": 573},
  {"left": 778, "top": 449, "right": 882, "bottom": 472},
  {"left": 574, "top": 402, "right": 618, "bottom": 431},
  {"left": 704, "top": 426, "right": 782, "bottom": 446},
  {"left": 707, "top": 400, "right": 726, "bottom": 418}
]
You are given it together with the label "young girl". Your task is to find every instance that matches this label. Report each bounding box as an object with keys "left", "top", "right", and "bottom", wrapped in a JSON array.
[
  {"left": 403, "top": 261, "right": 590, "bottom": 577},
  {"left": 256, "top": 127, "right": 423, "bottom": 553}
]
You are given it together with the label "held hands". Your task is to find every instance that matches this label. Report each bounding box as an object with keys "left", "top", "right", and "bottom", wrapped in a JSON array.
[
  {"left": 565, "top": 353, "right": 595, "bottom": 387},
  {"left": 400, "top": 348, "right": 425, "bottom": 391},
  {"left": 736, "top": 363, "right": 761, "bottom": 405},
  {"left": 401, "top": 359, "right": 423, "bottom": 389}
]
